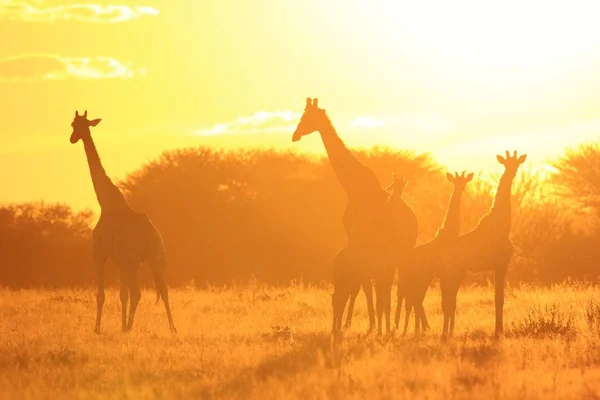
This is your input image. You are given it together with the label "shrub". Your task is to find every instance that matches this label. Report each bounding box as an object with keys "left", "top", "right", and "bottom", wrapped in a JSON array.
[
  {"left": 510, "top": 303, "right": 576, "bottom": 338},
  {"left": 585, "top": 299, "right": 600, "bottom": 335}
]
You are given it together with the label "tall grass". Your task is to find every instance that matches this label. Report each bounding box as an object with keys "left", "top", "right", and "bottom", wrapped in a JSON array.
[{"left": 1, "top": 283, "right": 600, "bottom": 399}]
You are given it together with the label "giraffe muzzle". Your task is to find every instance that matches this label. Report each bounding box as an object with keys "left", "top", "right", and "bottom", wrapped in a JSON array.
[{"left": 292, "top": 130, "right": 302, "bottom": 142}]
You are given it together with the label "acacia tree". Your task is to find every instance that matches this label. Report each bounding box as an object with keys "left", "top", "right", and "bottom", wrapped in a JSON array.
[{"left": 121, "top": 146, "right": 442, "bottom": 285}]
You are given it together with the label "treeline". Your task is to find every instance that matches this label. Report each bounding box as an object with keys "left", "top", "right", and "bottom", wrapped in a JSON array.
[
  {"left": 1, "top": 144, "right": 599, "bottom": 288},
  {"left": 0, "top": 203, "right": 94, "bottom": 287}
]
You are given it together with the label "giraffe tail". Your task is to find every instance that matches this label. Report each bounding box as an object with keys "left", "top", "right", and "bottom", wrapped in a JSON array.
[
  {"left": 155, "top": 282, "right": 161, "bottom": 304},
  {"left": 152, "top": 256, "right": 165, "bottom": 304},
  {"left": 144, "top": 215, "right": 167, "bottom": 305},
  {"left": 151, "top": 243, "right": 166, "bottom": 305}
]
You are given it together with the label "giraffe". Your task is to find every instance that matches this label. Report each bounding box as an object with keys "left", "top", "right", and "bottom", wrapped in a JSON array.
[
  {"left": 332, "top": 173, "right": 416, "bottom": 334},
  {"left": 439, "top": 151, "right": 526, "bottom": 338},
  {"left": 293, "top": 98, "right": 416, "bottom": 335},
  {"left": 397, "top": 171, "right": 473, "bottom": 336},
  {"left": 70, "top": 110, "right": 176, "bottom": 334},
  {"left": 380, "top": 172, "right": 419, "bottom": 335},
  {"left": 330, "top": 246, "right": 372, "bottom": 334}
]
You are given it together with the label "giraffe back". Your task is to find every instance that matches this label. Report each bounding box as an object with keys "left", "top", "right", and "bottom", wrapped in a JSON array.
[
  {"left": 93, "top": 211, "right": 163, "bottom": 266},
  {"left": 442, "top": 225, "right": 514, "bottom": 275}
]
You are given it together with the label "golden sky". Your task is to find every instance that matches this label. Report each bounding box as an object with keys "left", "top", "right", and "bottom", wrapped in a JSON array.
[{"left": 2, "top": 0, "right": 600, "bottom": 211}]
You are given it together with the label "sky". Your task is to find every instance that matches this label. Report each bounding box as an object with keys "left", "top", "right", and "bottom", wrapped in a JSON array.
[{"left": 2, "top": 0, "right": 600, "bottom": 212}]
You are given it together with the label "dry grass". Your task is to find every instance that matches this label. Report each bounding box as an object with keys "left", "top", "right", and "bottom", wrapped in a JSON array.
[{"left": 1, "top": 282, "right": 600, "bottom": 399}]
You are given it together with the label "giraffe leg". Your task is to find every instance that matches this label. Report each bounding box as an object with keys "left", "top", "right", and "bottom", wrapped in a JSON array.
[
  {"left": 331, "top": 293, "right": 338, "bottom": 335},
  {"left": 343, "top": 294, "right": 355, "bottom": 330},
  {"left": 419, "top": 282, "right": 431, "bottom": 332},
  {"left": 93, "top": 249, "right": 107, "bottom": 334},
  {"left": 414, "top": 300, "right": 421, "bottom": 338},
  {"left": 403, "top": 297, "right": 411, "bottom": 336},
  {"left": 421, "top": 303, "right": 431, "bottom": 332},
  {"left": 155, "top": 271, "right": 176, "bottom": 334},
  {"left": 495, "top": 268, "right": 507, "bottom": 338},
  {"left": 331, "top": 248, "right": 345, "bottom": 335},
  {"left": 384, "top": 281, "right": 392, "bottom": 335},
  {"left": 375, "top": 280, "right": 384, "bottom": 336},
  {"left": 441, "top": 281, "right": 450, "bottom": 339},
  {"left": 344, "top": 282, "right": 359, "bottom": 330},
  {"left": 448, "top": 287, "right": 458, "bottom": 337},
  {"left": 363, "top": 278, "right": 375, "bottom": 334},
  {"left": 119, "top": 268, "right": 129, "bottom": 332},
  {"left": 147, "top": 240, "right": 177, "bottom": 333},
  {"left": 416, "top": 303, "right": 429, "bottom": 337},
  {"left": 416, "top": 286, "right": 430, "bottom": 334},
  {"left": 395, "top": 284, "right": 404, "bottom": 330},
  {"left": 331, "top": 289, "right": 348, "bottom": 336},
  {"left": 126, "top": 267, "right": 141, "bottom": 332}
]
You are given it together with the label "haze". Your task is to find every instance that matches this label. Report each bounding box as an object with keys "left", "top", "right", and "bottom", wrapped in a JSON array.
[{"left": 2, "top": 0, "right": 600, "bottom": 212}]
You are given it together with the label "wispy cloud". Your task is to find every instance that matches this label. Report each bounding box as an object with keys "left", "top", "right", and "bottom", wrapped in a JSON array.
[
  {"left": 350, "top": 117, "right": 385, "bottom": 129},
  {"left": 0, "top": 1, "right": 159, "bottom": 23},
  {"left": 0, "top": 54, "right": 145, "bottom": 82},
  {"left": 197, "top": 111, "right": 301, "bottom": 136},
  {"left": 196, "top": 110, "right": 456, "bottom": 139}
]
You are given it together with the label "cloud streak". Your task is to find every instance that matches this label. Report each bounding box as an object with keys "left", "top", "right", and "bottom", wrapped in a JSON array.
[
  {"left": 0, "top": 54, "right": 145, "bottom": 82},
  {"left": 197, "top": 111, "right": 301, "bottom": 136},
  {"left": 350, "top": 117, "right": 385, "bottom": 129},
  {"left": 197, "top": 111, "right": 455, "bottom": 138},
  {"left": 0, "top": 1, "right": 158, "bottom": 23}
]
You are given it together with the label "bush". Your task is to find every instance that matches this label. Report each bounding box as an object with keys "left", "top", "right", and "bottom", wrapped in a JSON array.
[
  {"left": 0, "top": 203, "right": 94, "bottom": 288},
  {"left": 585, "top": 299, "right": 600, "bottom": 335},
  {"left": 510, "top": 303, "right": 576, "bottom": 338}
]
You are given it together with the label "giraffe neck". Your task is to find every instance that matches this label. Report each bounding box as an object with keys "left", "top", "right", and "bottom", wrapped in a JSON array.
[
  {"left": 477, "top": 170, "right": 516, "bottom": 236},
  {"left": 489, "top": 171, "right": 515, "bottom": 221},
  {"left": 318, "top": 118, "right": 349, "bottom": 171},
  {"left": 81, "top": 135, "right": 129, "bottom": 212},
  {"left": 317, "top": 117, "right": 377, "bottom": 200},
  {"left": 436, "top": 186, "right": 464, "bottom": 239}
]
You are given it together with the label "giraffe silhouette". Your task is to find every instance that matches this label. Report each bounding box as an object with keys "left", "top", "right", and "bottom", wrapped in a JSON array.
[
  {"left": 331, "top": 173, "right": 416, "bottom": 334},
  {"left": 397, "top": 171, "right": 473, "bottom": 336},
  {"left": 330, "top": 246, "right": 372, "bottom": 334},
  {"left": 70, "top": 111, "right": 176, "bottom": 334},
  {"left": 293, "top": 98, "right": 417, "bottom": 335},
  {"left": 440, "top": 151, "right": 526, "bottom": 338}
]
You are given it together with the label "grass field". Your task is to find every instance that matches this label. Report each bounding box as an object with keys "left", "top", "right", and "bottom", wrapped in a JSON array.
[{"left": 1, "top": 281, "right": 600, "bottom": 399}]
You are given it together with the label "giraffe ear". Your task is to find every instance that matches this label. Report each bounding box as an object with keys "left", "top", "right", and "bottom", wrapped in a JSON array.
[
  {"left": 518, "top": 154, "right": 527, "bottom": 163},
  {"left": 305, "top": 98, "right": 312, "bottom": 110},
  {"left": 466, "top": 172, "right": 474, "bottom": 182},
  {"left": 446, "top": 172, "right": 453, "bottom": 182},
  {"left": 89, "top": 118, "right": 101, "bottom": 127},
  {"left": 496, "top": 155, "right": 506, "bottom": 164}
]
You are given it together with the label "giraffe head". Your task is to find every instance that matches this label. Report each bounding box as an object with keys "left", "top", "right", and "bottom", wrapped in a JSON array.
[
  {"left": 70, "top": 110, "right": 102, "bottom": 144},
  {"left": 385, "top": 173, "right": 408, "bottom": 196},
  {"left": 292, "top": 98, "right": 328, "bottom": 142},
  {"left": 446, "top": 171, "right": 474, "bottom": 191},
  {"left": 496, "top": 150, "right": 527, "bottom": 177}
]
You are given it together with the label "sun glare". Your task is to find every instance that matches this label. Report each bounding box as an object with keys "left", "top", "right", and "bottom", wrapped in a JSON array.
[{"left": 376, "top": 1, "right": 600, "bottom": 70}]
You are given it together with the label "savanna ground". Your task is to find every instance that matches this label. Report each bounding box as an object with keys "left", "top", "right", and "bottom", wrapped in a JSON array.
[{"left": 2, "top": 282, "right": 600, "bottom": 399}]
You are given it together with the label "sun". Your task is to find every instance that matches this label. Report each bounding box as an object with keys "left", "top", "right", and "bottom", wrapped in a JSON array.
[{"left": 375, "top": 0, "right": 600, "bottom": 69}]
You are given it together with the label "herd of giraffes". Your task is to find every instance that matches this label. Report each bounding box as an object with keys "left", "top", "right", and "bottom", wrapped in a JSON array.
[{"left": 70, "top": 98, "right": 526, "bottom": 339}]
